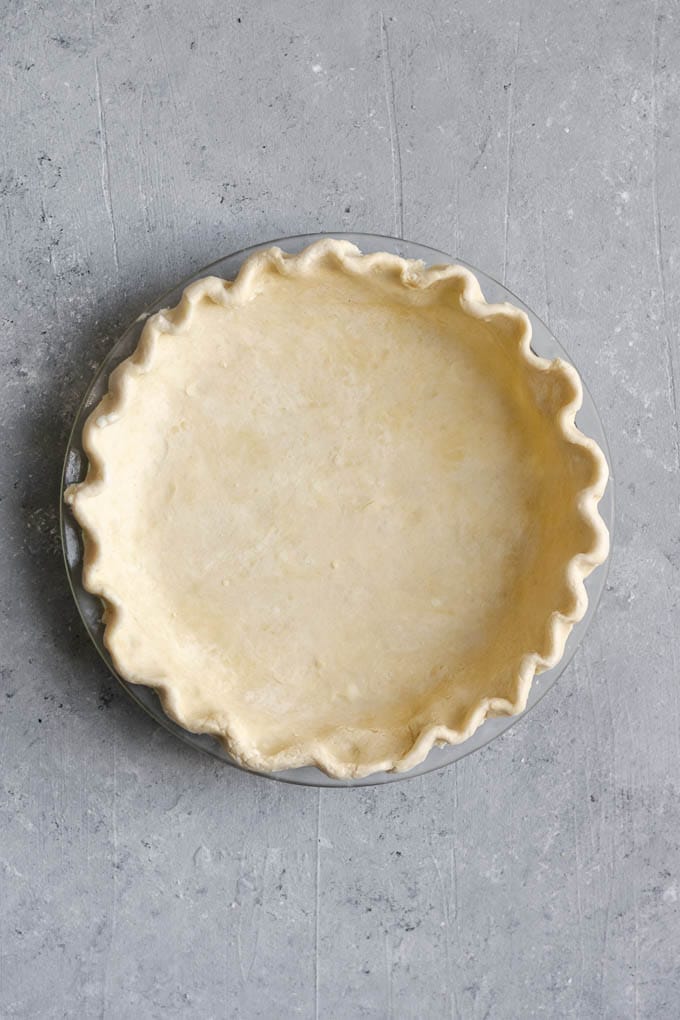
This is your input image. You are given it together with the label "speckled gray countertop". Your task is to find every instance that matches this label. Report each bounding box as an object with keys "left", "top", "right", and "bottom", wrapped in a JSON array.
[{"left": 2, "top": 1, "right": 679, "bottom": 1017}]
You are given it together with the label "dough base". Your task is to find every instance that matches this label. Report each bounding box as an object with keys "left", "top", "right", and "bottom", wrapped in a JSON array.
[{"left": 66, "top": 241, "right": 609, "bottom": 778}]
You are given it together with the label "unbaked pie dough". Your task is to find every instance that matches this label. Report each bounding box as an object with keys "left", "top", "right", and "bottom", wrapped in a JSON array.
[{"left": 66, "top": 239, "right": 609, "bottom": 778}]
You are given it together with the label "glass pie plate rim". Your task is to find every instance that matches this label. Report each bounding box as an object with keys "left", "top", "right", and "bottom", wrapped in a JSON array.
[{"left": 60, "top": 231, "right": 614, "bottom": 789}]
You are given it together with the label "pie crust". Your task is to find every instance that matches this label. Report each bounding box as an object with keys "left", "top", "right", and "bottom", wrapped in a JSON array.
[{"left": 65, "top": 239, "right": 609, "bottom": 778}]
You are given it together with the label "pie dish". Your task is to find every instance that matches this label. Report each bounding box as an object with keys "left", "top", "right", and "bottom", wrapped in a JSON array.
[{"left": 65, "top": 238, "right": 609, "bottom": 779}]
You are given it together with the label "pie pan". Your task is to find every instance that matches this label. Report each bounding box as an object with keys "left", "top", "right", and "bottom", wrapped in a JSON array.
[{"left": 61, "top": 232, "right": 613, "bottom": 787}]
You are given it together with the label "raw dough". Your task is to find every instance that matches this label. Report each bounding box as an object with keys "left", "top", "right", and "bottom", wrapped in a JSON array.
[{"left": 66, "top": 240, "right": 609, "bottom": 777}]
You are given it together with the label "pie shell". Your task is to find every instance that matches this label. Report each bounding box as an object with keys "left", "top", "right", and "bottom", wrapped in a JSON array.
[{"left": 65, "top": 239, "right": 609, "bottom": 779}]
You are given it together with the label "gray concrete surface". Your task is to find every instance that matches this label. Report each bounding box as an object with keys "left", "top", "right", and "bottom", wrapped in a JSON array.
[{"left": 1, "top": 0, "right": 679, "bottom": 1017}]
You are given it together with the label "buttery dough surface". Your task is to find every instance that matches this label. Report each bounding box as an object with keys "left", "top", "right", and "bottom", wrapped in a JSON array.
[{"left": 66, "top": 240, "right": 609, "bottom": 777}]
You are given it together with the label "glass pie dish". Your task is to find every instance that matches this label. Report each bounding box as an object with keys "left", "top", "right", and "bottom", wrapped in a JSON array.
[{"left": 60, "top": 232, "right": 614, "bottom": 787}]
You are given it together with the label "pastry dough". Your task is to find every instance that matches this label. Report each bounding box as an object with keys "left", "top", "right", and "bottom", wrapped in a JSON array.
[{"left": 65, "top": 240, "right": 609, "bottom": 778}]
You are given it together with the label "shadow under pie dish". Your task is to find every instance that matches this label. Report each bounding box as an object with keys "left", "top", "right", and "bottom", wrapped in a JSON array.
[{"left": 64, "top": 238, "right": 609, "bottom": 779}]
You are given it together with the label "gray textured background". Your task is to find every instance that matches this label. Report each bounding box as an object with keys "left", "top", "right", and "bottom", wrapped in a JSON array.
[{"left": 2, "top": 0, "right": 679, "bottom": 1017}]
